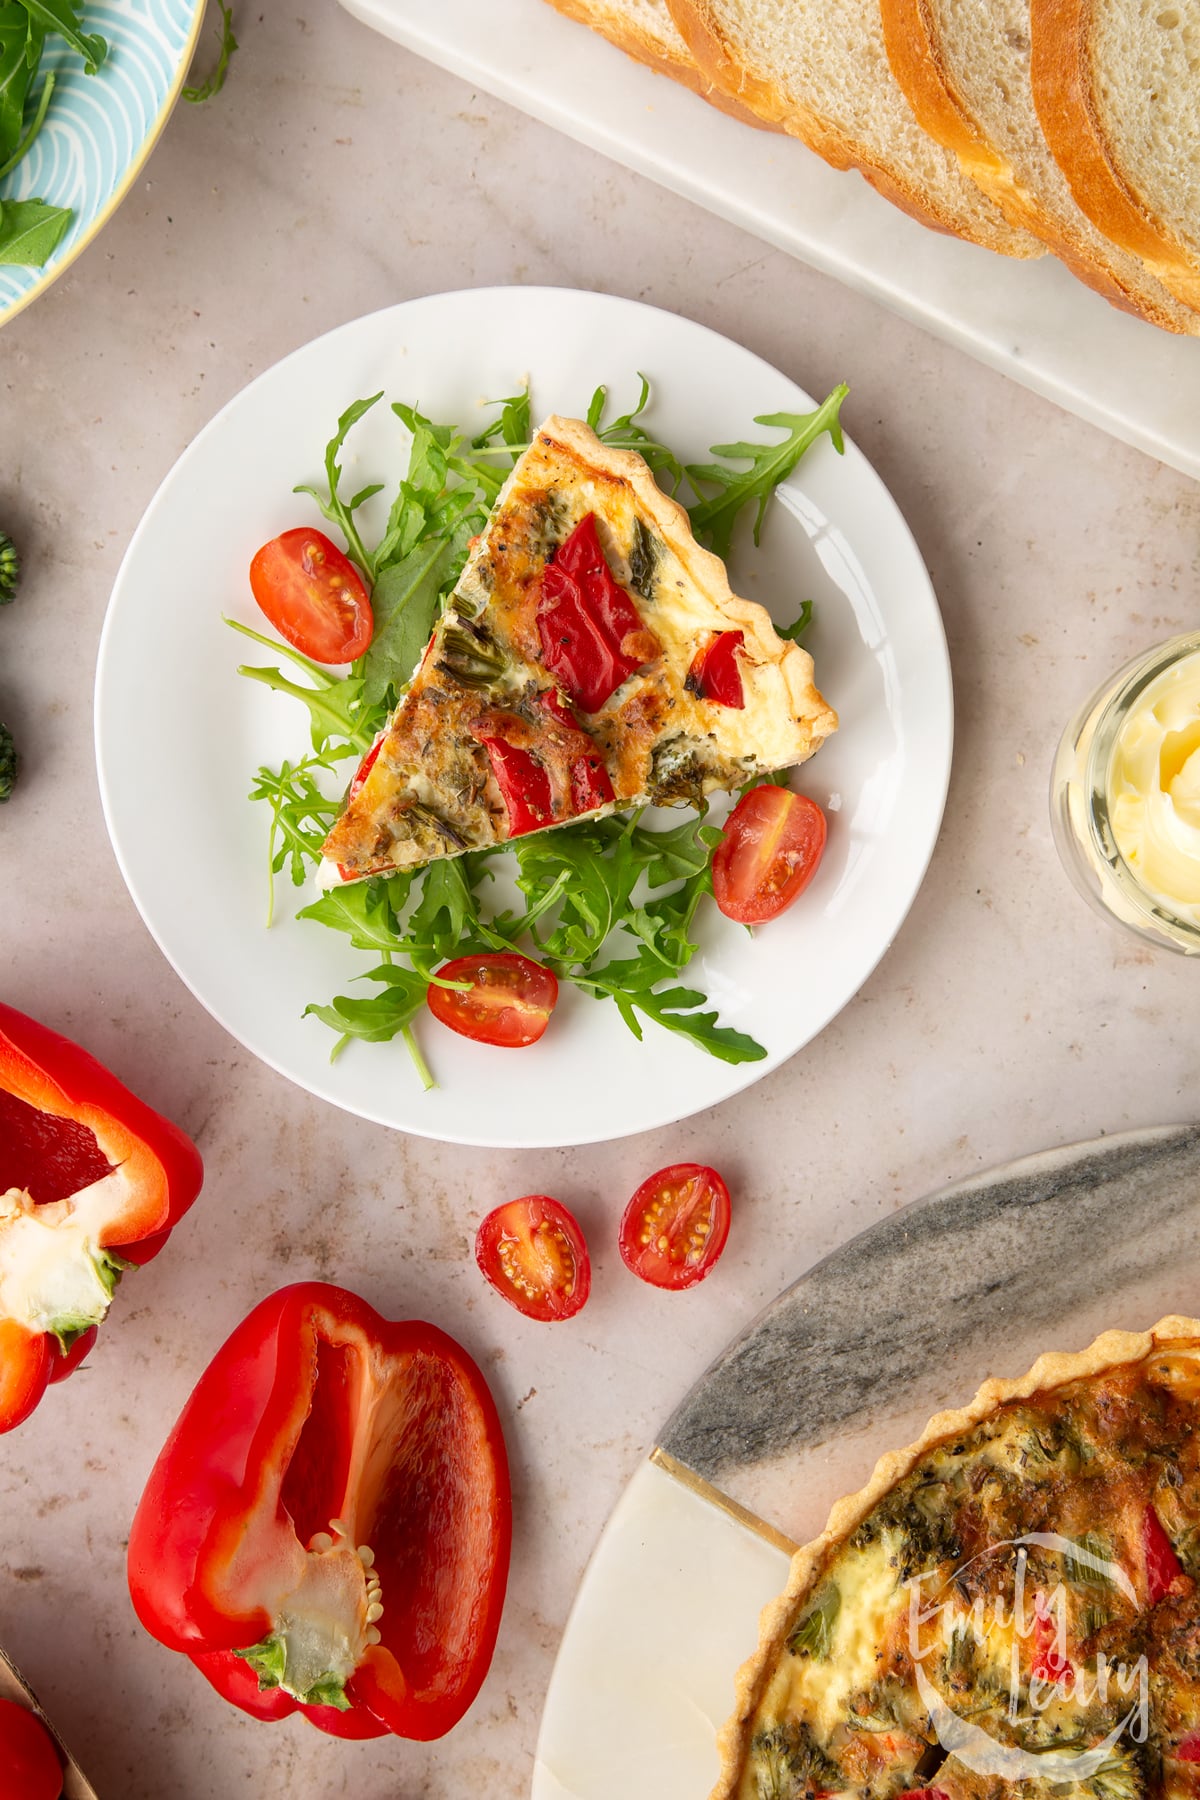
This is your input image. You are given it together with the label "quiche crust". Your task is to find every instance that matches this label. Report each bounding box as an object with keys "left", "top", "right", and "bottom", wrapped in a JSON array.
[{"left": 714, "top": 1313, "right": 1200, "bottom": 1799}]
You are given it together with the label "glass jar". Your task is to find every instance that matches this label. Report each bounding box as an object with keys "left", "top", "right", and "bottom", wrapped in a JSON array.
[{"left": 1050, "top": 631, "right": 1200, "bottom": 955}]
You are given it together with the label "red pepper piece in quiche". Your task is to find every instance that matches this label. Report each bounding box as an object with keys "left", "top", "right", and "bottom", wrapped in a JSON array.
[
  {"left": 688, "top": 629, "right": 747, "bottom": 708},
  {"left": 1142, "top": 1501, "right": 1186, "bottom": 1605},
  {"left": 537, "top": 511, "right": 659, "bottom": 711}
]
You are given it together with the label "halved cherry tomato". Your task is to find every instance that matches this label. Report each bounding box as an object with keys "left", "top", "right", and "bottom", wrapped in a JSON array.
[
  {"left": 249, "top": 528, "right": 373, "bottom": 664},
  {"left": 618, "top": 1163, "right": 731, "bottom": 1290},
  {"left": 712, "top": 786, "right": 827, "bottom": 925},
  {"left": 0, "top": 1697, "right": 63, "bottom": 1800},
  {"left": 427, "top": 953, "right": 558, "bottom": 1048},
  {"left": 476, "top": 1196, "right": 591, "bottom": 1321}
]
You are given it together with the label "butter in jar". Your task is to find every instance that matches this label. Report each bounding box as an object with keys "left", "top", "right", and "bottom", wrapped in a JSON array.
[
  {"left": 1050, "top": 633, "right": 1200, "bottom": 954},
  {"left": 1108, "top": 656, "right": 1200, "bottom": 922}
]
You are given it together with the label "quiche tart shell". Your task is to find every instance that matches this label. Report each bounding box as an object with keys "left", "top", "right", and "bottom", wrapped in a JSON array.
[
  {"left": 323, "top": 414, "right": 837, "bottom": 878},
  {"left": 713, "top": 1313, "right": 1200, "bottom": 1800}
]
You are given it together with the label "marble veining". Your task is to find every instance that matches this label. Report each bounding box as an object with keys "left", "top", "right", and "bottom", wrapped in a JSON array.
[{"left": 661, "top": 1125, "right": 1200, "bottom": 1487}]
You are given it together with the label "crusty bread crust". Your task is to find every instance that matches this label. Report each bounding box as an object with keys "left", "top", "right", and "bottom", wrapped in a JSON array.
[
  {"left": 1030, "top": 0, "right": 1200, "bottom": 313},
  {"left": 712, "top": 1313, "right": 1200, "bottom": 1800},
  {"left": 881, "top": 0, "right": 1200, "bottom": 332},
  {"left": 539, "top": 0, "right": 776, "bottom": 128},
  {"left": 666, "top": 0, "right": 1042, "bottom": 253}
]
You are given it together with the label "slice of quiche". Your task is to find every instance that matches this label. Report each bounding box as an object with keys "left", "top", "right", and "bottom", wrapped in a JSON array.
[
  {"left": 717, "top": 1316, "right": 1200, "bottom": 1800},
  {"left": 322, "top": 416, "right": 837, "bottom": 880}
]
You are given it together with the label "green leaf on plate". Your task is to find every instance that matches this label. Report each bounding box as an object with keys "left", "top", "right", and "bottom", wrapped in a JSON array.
[
  {"left": 0, "top": 196, "right": 71, "bottom": 265},
  {"left": 0, "top": 8, "right": 33, "bottom": 166},
  {"left": 20, "top": 0, "right": 105, "bottom": 73}
]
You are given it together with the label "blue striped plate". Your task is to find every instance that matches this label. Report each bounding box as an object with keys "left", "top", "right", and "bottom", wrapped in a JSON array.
[{"left": 0, "top": 0, "right": 204, "bottom": 325}]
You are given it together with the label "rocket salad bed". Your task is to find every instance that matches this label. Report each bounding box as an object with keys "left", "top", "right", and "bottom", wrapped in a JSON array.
[{"left": 234, "top": 378, "right": 846, "bottom": 1088}]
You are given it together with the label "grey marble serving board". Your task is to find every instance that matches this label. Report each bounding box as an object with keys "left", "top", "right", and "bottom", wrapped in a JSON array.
[{"left": 660, "top": 1123, "right": 1200, "bottom": 1549}]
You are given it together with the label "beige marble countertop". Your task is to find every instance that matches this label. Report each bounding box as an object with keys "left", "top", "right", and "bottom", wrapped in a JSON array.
[{"left": 0, "top": 5, "right": 1197, "bottom": 1797}]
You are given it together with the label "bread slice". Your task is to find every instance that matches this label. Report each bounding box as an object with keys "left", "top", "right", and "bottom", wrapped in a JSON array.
[
  {"left": 880, "top": 0, "right": 1200, "bottom": 332},
  {"left": 1030, "top": 0, "right": 1200, "bottom": 313},
  {"left": 665, "top": 0, "right": 1043, "bottom": 254},
  {"left": 540, "top": 0, "right": 772, "bottom": 125}
]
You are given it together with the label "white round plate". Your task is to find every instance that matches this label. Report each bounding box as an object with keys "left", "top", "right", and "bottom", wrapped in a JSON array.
[{"left": 95, "top": 287, "right": 952, "bottom": 1148}]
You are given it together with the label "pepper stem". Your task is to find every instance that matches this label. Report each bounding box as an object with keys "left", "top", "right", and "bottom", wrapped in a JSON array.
[{"left": 234, "top": 1520, "right": 384, "bottom": 1709}]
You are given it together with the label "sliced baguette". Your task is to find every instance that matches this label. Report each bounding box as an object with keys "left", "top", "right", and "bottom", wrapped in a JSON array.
[
  {"left": 880, "top": 0, "right": 1200, "bottom": 332},
  {"left": 540, "top": 0, "right": 773, "bottom": 124},
  {"left": 1030, "top": 0, "right": 1200, "bottom": 312},
  {"left": 666, "top": 0, "right": 1043, "bottom": 255}
]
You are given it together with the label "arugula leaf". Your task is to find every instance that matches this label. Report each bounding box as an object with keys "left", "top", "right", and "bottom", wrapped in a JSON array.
[
  {"left": 0, "top": 1, "right": 108, "bottom": 255},
  {"left": 183, "top": 0, "right": 237, "bottom": 103},
  {"left": 629, "top": 808, "right": 714, "bottom": 888},
  {"left": 293, "top": 393, "right": 385, "bottom": 579},
  {"left": 248, "top": 757, "right": 340, "bottom": 909},
  {"left": 0, "top": 69, "right": 54, "bottom": 180},
  {"left": 568, "top": 953, "right": 767, "bottom": 1065},
  {"left": 513, "top": 818, "right": 647, "bottom": 965},
  {"left": 360, "top": 538, "right": 454, "bottom": 707},
  {"left": 776, "top": 599, "right": 813, "bottom": 643},
  {"left": 236, "top": 663, "right": 369, "bottom": 755},
  {"left": 587, "top": 375, "right": 685, "bottom": 491},
  {"left": 402, "top": 858, "right": 486, "bottom": 962},
  {"left": 21, "top": 0, "right": 104, "bottom": 72},
  {"left": 625, "top": 866, "right": 712, "bottom": 972},
  {"left": 304, "top": 979, "right": 427, "bottom": 1048},
  {"left": 0, "top": 10, "right": 33, "bottom": 165},
  {"left": 297, "top": 877, "right": 410, "bottom": 951},
  {"left": 228, "top": 617, "right": 373, "bottom": 754},
  {"left": 0, "top": 196, "right": 69, "bottom": 264},
  {"left": 471, "top": 389, "right": 532, "bottom": 466},
  {"left": 687, "top": 384, "right": 849, "bottom": 560},
  {"left": 377, "top": 406, "right": 456, "bottom": 564}
]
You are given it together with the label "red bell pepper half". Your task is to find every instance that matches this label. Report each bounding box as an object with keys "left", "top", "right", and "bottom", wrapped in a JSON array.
[
  {"left": 127, "top": 1282, "right": 512, "bottom": 1742},
  {"left": 537, "top": 513, "right": 659, "bottom": 713},
  {"left": 0, "top": 1002, "right": 203, "bottom": 1433}
]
